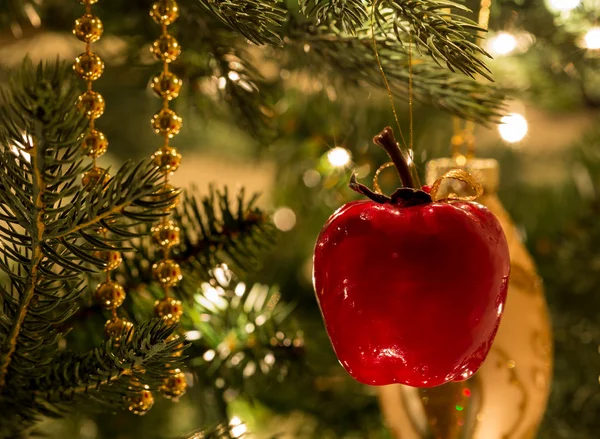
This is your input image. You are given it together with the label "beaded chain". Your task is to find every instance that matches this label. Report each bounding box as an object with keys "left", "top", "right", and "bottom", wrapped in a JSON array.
[
  {"left": 72, "top": 0, "right": 153, "bottom": 415},
  {"left": 148, "top": 0, "right": 187, "bottom": 402}
]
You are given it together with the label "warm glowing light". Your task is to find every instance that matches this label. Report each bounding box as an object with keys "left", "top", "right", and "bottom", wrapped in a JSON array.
[
  {"left": 229, "top": 417, "right": 247, "bottom": 438},
  {"left": 498, "top": 113, "right": 528, "bottom": 143},
  {"left": 327, "top": 147, "right": 352, "bottom": 167},
  {"left": 303, "top": 169, "right": 321, "bottom": 187},
  {"left": 547, "top": 0, "right": 580, "bottom": 12},
  {"left": 584, "top": 27, "right": 600, "bottom": 50},
  {"left": 203, "top": 349, "right": 216, "bottom": 361},
  {"left": 273, "top": 207, "right": 296, "bottom": 231},
  {"left": 489, "top": 32, "right": 517, "bottom": 56},
  {"left": 185, "top": 330, "right": 202, "bottom": 341}
]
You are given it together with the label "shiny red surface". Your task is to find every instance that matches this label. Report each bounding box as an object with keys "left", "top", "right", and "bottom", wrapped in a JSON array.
[{"left": 313, "top": 199, "right": 510, "bottom": 387}]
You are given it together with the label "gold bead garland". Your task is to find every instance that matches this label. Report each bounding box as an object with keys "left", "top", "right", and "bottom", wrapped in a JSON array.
[
  {"left": 149, "top": 0, "right": 187, "bottom": 400},
  {"left": 73, "top": 0, "right": 143, "bottom": 411}
]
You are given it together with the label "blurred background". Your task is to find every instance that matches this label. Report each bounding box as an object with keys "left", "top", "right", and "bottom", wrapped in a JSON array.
[{"left": 2, "top": 0, "right": 600, "bottom": 438}]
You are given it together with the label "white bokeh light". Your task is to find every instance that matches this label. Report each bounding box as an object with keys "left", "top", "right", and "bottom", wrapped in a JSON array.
[
  {"left": 546, "top": 0, "right": 580, "bottom": 12},
  {"left": 229, "top": 417, "right": 247, "bottom": 438},
  {"left": 327, "top": 147, "right": 351, "bottom": 167},
  {"left": 498, "top": 113, "right": 528, "bottom": 143},
  {"left": 273, "top": 207, "right": 296, "bottom": 232},
  {"left": 584, "top": 27, "right": 600, "bottom": 50},
  {"left": 489, "top": 32, "right": 517, "bottom": 56}
]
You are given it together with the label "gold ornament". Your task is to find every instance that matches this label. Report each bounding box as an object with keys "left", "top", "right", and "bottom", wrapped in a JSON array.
[
  {"left": 127, "top": 386, "right": 155, "bottom": 415},
  {"left": 73, "top": 14, "right": 104, "bottom": 43},
  {"left": 151, "top": 71, "right": 182, "bottom": 100},
  {"left": 94, "top": 281, "right": 126, "bottom": 309},
  {"left": 150, "top": 183, "right": 180, "bottom": 211},
  {"left": 151, "top": 108, "right": 182, "bottom": 137},
  {"left": 79, "top": 0, "right": 99, "bottom": 4},
  {"left": 104, "top": 317, "right": 134, "bottom": 341},
  {"left": 151, "top": 220, "right": 180, "bottom": 248},
  {"left": 166, "top": 333, "right": 185, "bottom": 357},
  {"left": 154, "top": 297, "right": 183, "bottom": 325},
  {"left": 150, "top": 0, "right": 180, "bottom": 25},
  {"left": 82, "top": 166, "right": 110, "bottom": 189},
  {"left": 152, "top": 259, "right": 182, "bottom": 286},
  {"left": 77, "top": 90, "right": 105, "bottom": 119},
  {"left": 378, "top": 158, "right": 553, "bottom": 439},
  {"left": 151, "top": 34, "right": 181, "bottom": 63},
  {"left": 152, "top": 145, "right": 182, "bottom": 174},
  {"left": 82, "top": 129, "right": 108, "bottom": 158},
  {"left": 73, "top": 52, "right": 105, "bottom": 81},
  {"left": 160, "top": 369, "right": 187, "bottom": 400},
  {"left": 93, "top": 250, "right": 123, "bottom": 271}
]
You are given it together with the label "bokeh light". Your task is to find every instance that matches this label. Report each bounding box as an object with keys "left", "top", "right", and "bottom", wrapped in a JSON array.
[
  {"left": 498, "top": 113, "right": 528, "bottom": 143},
  {"left": 273, "top": 207, "right": 296, "bottom": 231},
  {"left": 583, "top": 28, "right": 600, "bottom": 50},
  {"left": 327, "top": 147, "right": 351, "bottom": 167},
  {"left": 489, "top": 32, "right": 517, "bottom": 56},
  {"left": 546, "top": 0, "right": 580, "bottom": 12}
]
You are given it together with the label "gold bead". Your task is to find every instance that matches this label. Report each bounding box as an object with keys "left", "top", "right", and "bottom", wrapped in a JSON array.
[
  {"left": 152, "top": 259, "right": 182, "bottom": 287},
  {"left": 154, "top": 297, "right": 183, "bottom": 325},
  {"left": 82, "top": 166, "right": 110, "bottom": 189},
  {"left": 73, "top": 52, "right": 104, "bottom": 81},
  {"left": 152, "top": 146, "right": 182, "bottom": 174},
  {"left": 77, "top": 90, "right": 105, "bottom": 119},
  {"left": 94, "top": 281, "right": 126, "bottom": 309},
  {"left": 93, "top": 250, "right": 122, "bottom": 271},
  {"left": 104, "top": 317, "right": 134, "bottom": 342},
  {"left": 150, "top": 0, "right": 180, "bottom": 25},
  {"left": 160, "top": 369, "right": 187, "bottom": 400},
  {"left": 73, "top": 14, "right": 104, "bottom": 43},
  {"left": 150, "top": 183, "right": 180, "bottom": 211},
  {"left": 151, "top": 108, "right": 182, "bottom": 137},
  {"left": 151, "top": 35, "right": 181, "bottom": 63},
  {"left": 151, "top": 71, "right": 182, "bottom": 100},
  {"left": 82, "top": 129, "right": 108, "bottom": 158},
  {"left": 151, "top": 220, "right": 180, "bottom": 248},
  {"left": 127, "top": 386, "right": 154, "bottom": 415}
]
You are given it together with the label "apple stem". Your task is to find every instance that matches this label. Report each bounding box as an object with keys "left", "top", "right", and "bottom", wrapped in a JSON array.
[{"left": 373, "top": 127, "right": 416, "bottom": 189}]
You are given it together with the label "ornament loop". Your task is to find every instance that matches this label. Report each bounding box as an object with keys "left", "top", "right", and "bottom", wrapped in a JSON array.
[
  {"left": 430, "top": 169, "right": 484, "bottom": 202},
  {"left": 373, "top": 162, "right": 395, "bottom": 195}
]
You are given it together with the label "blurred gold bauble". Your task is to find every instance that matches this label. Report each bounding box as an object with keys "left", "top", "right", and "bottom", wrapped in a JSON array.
[
  {"left": 73, "top": 52, "right": 104, "bottom": 81},
  {"left": 93, "top": 249, "right": 122, "bottom": 271},
  {"left": 73, "top": 14, "right": 104, "bottom": 43},
  {"left": 104, "top": 317, "right": 134, "bottom": 342},
  {"left": 378, "top": 157, "right": 553, "bottom": 439},
  {"left": 154, "top": 297, "right": 183, "bottom": 325},
  {"left": 150, "top": 183, "right": 180, "bottom": 211},
  {"left": 127, "top": 387, "right": 154, "bottom": 416},
  {"left": 160, "top": 369, "right": 187, "bottom": 400},
  {"left": 77, "top": 90, "right": 105, "bottom": 119},
  {"left": 82, "top": 166, "right": 110, "bottom": 189},
  {"left": 151, "top": 35, "right": 181, "bottom": 63},
  {"left": 79, "top": 0, "right": 99, "bottom": 4},
  {"left": 94, "top": 281, "right": 126, "bottom": 309},
  {"left": 82, "top": 129, "right": 108, "bottom": 158},
  {"left": 151, "top": 220, "right": 180, "bottom": 248},
  {"left": 151, "top": 71, "right": 182, "bottom": 100},
  {"left": 152, "top": 145, "right": 182, "bottom": 174},
  {"left": 151, "top": 108, "right": 182, "bottom": 137},
  {"left": 152, "top": 259, "right": 182, "bottom": 286},
  {"left": 150, "top": 0, "right": 180, "bottom": 25}
]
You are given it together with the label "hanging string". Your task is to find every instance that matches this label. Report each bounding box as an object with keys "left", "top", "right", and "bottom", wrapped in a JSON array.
[{"left": 370, "top": 5, "right": 407, "bottom": 151}]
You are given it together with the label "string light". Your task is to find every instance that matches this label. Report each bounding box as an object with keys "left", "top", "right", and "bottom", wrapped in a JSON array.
[
  {"left": 583, "top": 27, "right": 600, "bottom": 50},
  {"left": 488, "top": 32, "right": 517, "bottom": 56},
  {"left": 327, "top": 147, "right": 352, "bottom": 167},
  {"left": 546, "top": 0, "right": 580, "bottom": 12},
  {"left": 498, "top": 113, "right": 528, "bottom": 143}
]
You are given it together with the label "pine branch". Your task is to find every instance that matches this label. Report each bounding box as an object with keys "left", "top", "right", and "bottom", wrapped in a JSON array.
[
  {"left": 196, "top": 0, "right": 286, "bottom": 45},
  {"left": 118, "top": 186, "right": 276, "bottom": 295},
  {"left": 294, "top": 24, "right": 504, "bottom": 122},
  {"left": 182, "top": 422, "right": 248, "bottom": 439},
  {"left": 0, "top": 60, "right": 177, "bottom": 434},
  {"left": 300, "top": 0, "right": 368, "bottom": 34}
]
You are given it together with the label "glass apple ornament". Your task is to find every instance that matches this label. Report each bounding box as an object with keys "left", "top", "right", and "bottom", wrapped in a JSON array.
[{"left": 312, "top": 128, "right": 510, "bottom": 387}]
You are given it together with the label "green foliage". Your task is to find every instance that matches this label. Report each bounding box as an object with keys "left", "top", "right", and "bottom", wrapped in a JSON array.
[
  {"left": 0, "top": 60, "right": 182, "bottom": 437},
  {"left": 182, "top": 422, "right": 248, "bottom": 439}
]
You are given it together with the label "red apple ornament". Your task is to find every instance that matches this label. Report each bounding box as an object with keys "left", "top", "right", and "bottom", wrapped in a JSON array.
[{"left": 313, "top": 127, "right": 510, "bottom": 387}]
